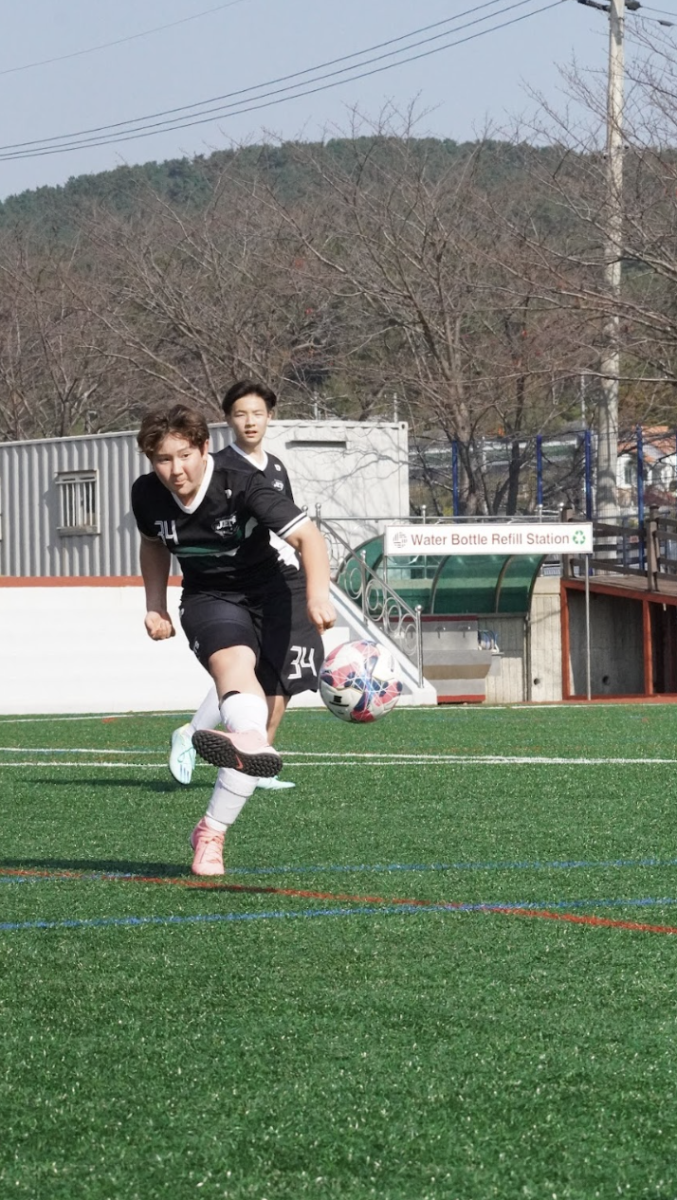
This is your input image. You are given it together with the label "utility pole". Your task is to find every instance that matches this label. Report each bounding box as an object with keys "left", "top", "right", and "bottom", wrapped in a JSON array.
[{"left": 597, "top": 0, "right": 626, "bottom": 519}]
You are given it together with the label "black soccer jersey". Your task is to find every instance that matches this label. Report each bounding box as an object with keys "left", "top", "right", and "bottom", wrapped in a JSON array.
[
  {"left": 131, "top": 452, "right": 309, "bottom": 593},
  {"left": 215, "top": 445, "right": 300, "bottom": 571},
  {"left": 218, "top": 444, "right": 294, "bottom": 503}
]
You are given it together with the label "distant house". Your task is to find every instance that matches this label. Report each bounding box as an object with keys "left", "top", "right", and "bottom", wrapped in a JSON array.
[{"left": 617, "top": 427, "right": 677, "bottom": 512}]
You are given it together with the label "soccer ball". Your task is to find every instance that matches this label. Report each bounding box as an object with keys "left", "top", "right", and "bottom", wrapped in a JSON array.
[{"left": 319, "top": 640, "right": 403, "bottom": 723}]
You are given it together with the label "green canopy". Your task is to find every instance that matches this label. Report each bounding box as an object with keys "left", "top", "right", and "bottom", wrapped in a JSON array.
[{"left": 336, "top": 536, "right": 545, "bottom": 615}]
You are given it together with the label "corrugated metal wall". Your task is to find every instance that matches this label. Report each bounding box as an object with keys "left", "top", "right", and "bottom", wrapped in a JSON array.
[{"left": 0, "top": 421, "right": 408, "bottom": 578}]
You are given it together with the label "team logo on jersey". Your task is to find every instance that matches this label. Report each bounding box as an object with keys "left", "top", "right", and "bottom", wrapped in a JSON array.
[
  {"left": 272, "top": 479, "right": 284, "bottom": 491},
  {"left": 212, "top": 515, "right": 238, "bottom": 538},
  {"left": 275, "top": 464, "right": 281, "bottom": 471}
]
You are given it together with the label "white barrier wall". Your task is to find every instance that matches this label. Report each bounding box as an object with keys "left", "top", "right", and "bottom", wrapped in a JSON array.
[
  {"left": 0, "top": 581, "right": 340, "bottom": 716},
  {"left": 1, "top": 580, "right": 435, "bottom": 715}
]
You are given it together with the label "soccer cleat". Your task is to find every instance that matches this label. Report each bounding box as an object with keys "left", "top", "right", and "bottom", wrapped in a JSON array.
[
  {"left": 190, "top": 817, "right": 225, "bottom": 876},
  {"left": 256, "top": 776, "right": 295, "bottom": 791},
  {"left": 192, "top": 728, "right": 282, "bottom": 778},
  {"left": 169, "top": 723, "right": 197, "bottom": 785}
]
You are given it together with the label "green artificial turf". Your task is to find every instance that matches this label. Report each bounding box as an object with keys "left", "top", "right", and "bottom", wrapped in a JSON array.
[{"left": 1, "top": 704, "right": 677, "bottom": 1198}]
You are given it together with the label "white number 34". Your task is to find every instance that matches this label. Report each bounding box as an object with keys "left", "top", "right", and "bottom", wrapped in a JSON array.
[{"left": 288, "top": 645, "right": 317, "bottom": 680}]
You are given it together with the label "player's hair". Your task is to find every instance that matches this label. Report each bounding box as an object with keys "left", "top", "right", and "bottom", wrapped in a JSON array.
[
  {"left": 222, "top": 379, "right": 277, "bottom": 416},
  {"left": 137, "top": 405, "right": 210, "bottom": 457}
]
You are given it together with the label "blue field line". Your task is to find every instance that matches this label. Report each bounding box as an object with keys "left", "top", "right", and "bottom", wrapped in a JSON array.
[
  {"left": 3, "top": 895, "right": 677, "bottom": 934},
  {"left": 0, "top": 904, "right": 440, "bottom": 933}
]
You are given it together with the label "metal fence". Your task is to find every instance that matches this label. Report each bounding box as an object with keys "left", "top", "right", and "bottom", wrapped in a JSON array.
[{"left": 315, "top": 514, "right": 423, "bottom": 687}]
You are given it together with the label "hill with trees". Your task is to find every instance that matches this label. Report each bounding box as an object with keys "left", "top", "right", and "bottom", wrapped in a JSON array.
[{"left": 0, "top": 100, "right": 676, "bottom": 515}]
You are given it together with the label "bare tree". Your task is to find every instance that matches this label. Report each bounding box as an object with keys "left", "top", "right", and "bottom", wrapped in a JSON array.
[
  {"left": 265, "top": 112, "right": 594, "bottom": 512},
  {"left": 0, "top": 230, "right": 120, "bottom": 440}
]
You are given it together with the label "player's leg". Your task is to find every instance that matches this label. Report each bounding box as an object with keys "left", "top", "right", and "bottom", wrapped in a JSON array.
[
  {"left": 180, "top": 591, "right": 280, "bottom": 773},
  {"left": 190, "top": 758, "right": 258, "bottom": 875},
  {"left": 266, "top": 693, "right": 289, "bottom": 742},
  {"left": 191, "top": 644, "right": 283, "bottom": 776},
  {"left": 178, "top": 594, "right": 282, "bottom": 874},
  {"left": 190, "top": 650, "right": 280, "bottom": 875},
  {"left": 168, "top": 686, "right": 220, "bottom": 785},
  {"left": 170, "top": 688, "right": 292, "bottom": 786},
  {"left": 256, "top": 694, "right": 295, "bottom": 790},
  {"left": 251, "top": 568, "right": 325, "bottom": 794},
  {"left": 171, "top": 688, "right": 292, "bottom": 790}
]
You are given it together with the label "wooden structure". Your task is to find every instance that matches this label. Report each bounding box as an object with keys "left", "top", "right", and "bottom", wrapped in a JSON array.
[{"left": 561, "top": 508, "right": 677, "bottom": 700}]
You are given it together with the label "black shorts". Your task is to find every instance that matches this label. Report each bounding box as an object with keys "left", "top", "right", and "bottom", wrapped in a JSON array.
[{"left": 179, "top": 570, "right": 324, "bottom": 698}]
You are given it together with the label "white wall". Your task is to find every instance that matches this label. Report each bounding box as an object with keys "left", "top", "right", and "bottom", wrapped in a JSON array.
[
  {"left": 0, "top": 582, "right": 435, "bottom": 715},
  {"left": 482, "top": 575, "right": 563, "bottom": 705},
  {"left": 1, "top": 583, "right": 221, "bottom": 715},
  {"left": 528, "top": 575, "right": 563, "bottom": 702}
]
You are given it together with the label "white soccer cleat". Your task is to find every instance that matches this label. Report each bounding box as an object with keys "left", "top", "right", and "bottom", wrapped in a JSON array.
[
  {"left": 169, "top": 723, "right": 197, "bottom": 785},
  {"left": 256, "top": 777, "right": 295, "bottom": 791}
]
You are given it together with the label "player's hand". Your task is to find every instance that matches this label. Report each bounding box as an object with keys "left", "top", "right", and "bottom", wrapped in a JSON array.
[
  {"left": 145, "top": 610, "right": 176, "bottom": 640},
  {"left": 308, "top": 597, "right": 336, "bottom": 635}
]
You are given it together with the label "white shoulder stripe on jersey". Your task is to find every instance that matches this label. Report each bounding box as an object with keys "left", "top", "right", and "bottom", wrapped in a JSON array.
[{"left": 278, "top": 513, "right": 310, "bottom": 540}]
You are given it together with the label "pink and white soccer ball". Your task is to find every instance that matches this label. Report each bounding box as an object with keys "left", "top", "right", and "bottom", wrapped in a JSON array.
[{"left": 319, "top": 640, "right": 403, "bottom": 723}]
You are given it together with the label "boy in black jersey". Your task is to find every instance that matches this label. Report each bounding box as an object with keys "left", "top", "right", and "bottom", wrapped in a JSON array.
[
  {"left": 132, "top": 403, "right": 336, "bottom": 876},
  {"left": 169, "top": 381, "right": 298, "bottom": 790}
]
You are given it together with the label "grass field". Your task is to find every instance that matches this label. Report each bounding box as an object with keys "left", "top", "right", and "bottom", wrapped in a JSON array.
[{"left": 2, "top": 702, "right": 677, "bottom": 1199}]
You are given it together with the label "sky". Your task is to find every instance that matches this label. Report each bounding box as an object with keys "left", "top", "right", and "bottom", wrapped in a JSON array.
[{"left": 0, "top": 0, "right": 616, "bottom": 200}]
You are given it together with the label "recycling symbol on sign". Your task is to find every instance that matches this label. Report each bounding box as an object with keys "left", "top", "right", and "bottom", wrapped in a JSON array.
[{"left": 572, "top": 530, "right": 586, "bottom": 546}]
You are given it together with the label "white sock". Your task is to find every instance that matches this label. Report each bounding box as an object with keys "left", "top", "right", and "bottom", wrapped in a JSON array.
[
  {"left": 204, "top": 695, "right": 270, "bottom": 828},
  {"left": 206, "top": 768, "right": 257, "bottom": 829},
  {"left": 219, "top": 692, "right": 269, "bottom": 736},
  {"left": 189, "top": 687, "right": 221, "bottom": 734}
]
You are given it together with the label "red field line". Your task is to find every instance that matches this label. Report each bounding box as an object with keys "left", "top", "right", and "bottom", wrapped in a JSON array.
[
  {"left": 0, "top": 865, "right": 451, "bottom": 908},
  {"left": 502, "top": 906, "right": 677, "bottom": 936},
  {"left": 5, "top": 865, "right": 677, "bottom": 936}
]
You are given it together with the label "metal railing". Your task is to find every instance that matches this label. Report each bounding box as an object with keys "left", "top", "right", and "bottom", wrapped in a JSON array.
[
  {"left": 563, "top": 509, "right": 677, "bottom": 590},
  {"left": 314, "top": 512, "right": 424, "bottom": 687}
]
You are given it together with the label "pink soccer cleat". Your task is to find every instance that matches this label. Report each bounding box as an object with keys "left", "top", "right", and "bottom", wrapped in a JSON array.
[
  {"left": 190, "top": 817, "right": 225, "bottom": 876},
  {"left": 192, "top": 729, "right": 282, "bottom": 778}
]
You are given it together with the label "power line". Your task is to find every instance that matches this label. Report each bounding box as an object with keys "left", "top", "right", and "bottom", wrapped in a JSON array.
[
  {"left": 0, "top": 0, "right": 565, "bottom": 161},
  {"left": 635, "top": 2, "right": 677, "bottom": 14},
  {"left": 0, "top": 0, "right": 514, "bottom": 151},
  {"left": 0, "top": 1, "right": 250, "bottom": 77}
]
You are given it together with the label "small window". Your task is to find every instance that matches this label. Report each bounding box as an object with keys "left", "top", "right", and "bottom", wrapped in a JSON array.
[{"left": 56, "top": 470, "right": 99, "bottom": 534}]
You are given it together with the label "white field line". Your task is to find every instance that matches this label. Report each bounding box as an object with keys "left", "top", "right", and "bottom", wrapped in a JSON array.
[
  {"left": 0, "top": 746, "right": 158, "bottom": 754},
  {"left": 0, "top": 712, "right": 191, "bottom": 724},
  {"left": 1, "top": 753, "right": 676, "bottom": 768},
  {"left": 230, "top": 755, "right": 676, "bottom": 766},
  {"left": 1, "top": 747, "right": 675, "bottom": 765},
  {"left": 0, "top": 761, "right": 169, "bottom": 769},
  {"left": 4, "top": 701, "right": 673, "bottom": 727}
]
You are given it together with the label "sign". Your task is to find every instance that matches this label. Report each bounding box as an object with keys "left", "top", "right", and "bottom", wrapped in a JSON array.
[{"left": 384, "top": 522, "right": 593, "bottom": 557}]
